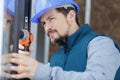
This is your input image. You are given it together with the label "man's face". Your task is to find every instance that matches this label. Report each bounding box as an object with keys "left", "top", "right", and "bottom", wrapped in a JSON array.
[
  {"left": 4, "top": 10, "right": 13, "bottom": 31},
  {"left": 40, "top": 9, "right": 71, "bottom": 44}
]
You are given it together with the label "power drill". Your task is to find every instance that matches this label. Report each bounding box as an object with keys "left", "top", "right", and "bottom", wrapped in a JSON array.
[{"left": 19, "top": 29, "right": 34, "bottom": 51}]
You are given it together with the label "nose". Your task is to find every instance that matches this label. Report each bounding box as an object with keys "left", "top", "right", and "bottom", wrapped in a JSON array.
[{"left": 44, "top": 22, "right": 52, "bottom": 32}]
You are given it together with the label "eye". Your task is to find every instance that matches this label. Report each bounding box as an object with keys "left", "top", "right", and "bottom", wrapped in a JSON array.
[
  {"left": 49, "top": 17, "right": 55, "bottom": 22},
  {"left": 7, "top": 20, "right": 12, "bottom": 24},
  {"left": 6, "top": 19, "right": 12, "bottom": 25},
  {"left": 41, "top": 22, "right": 45, "bottom": 26}
]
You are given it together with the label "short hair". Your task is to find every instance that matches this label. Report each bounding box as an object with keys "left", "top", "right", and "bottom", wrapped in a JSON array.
[{"left": 56, "top": 7, "right": 80, "bottom": 26}]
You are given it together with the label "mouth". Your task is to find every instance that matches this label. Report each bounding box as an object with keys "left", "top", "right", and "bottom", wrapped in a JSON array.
[{"left": 47, "top": 30, "right": 57, "bottom": 37}]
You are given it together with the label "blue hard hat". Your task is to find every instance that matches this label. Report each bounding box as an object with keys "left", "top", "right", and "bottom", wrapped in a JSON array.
[
  {"left": 30, "top": 0, "right": 80, "bottom": 24},
  {"left": 5, "top": 0, "right": 15, "bottom": 16}
]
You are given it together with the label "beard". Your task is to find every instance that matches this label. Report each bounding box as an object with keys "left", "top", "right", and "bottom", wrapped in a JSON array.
[
  {"left": 48, "top": 29, "right": 67, "bottom": 44},
  {"left": 52, "top": 34, "right": 67, "bottom": 44}
]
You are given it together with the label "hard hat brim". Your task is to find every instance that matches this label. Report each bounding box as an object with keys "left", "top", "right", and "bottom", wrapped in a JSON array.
[
  {"left": 30, "top": 7, "right": 54, "bottom": 24},
  {"left": 30, "top": 1, "right": 80, "bottom": 24}
]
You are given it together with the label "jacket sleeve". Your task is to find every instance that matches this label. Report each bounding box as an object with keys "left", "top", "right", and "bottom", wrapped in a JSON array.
[
  {"left": 32, "top": 63, "right": 52, "bottom": 80},
  {"left": 33, "top": 36, "right": 120, "bottom": 80}
]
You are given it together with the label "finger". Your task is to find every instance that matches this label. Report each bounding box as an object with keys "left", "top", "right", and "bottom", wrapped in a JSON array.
[
  {"left": 2, "top": 53, "right": 12, "bottom": 59},
  {"left": 8, "top": 53, "right": 21, "bottom": 59},
  {"left": 2, "top": 54, "right": 15, "bottom": 65},
  {"left": 8, "top": 58, "right": 25, "bottom": 65},
  {"left": 2, "top": 71, "right": 29, "bottom": 79},
  {"left": 2, "top": 58, "right": 10, "bottom": 65},
  {"left": 19, "top": 44, "right": 24, "bottom": 50},
  {"left": 2, "top": 65, "right": 10, "bottom": 72},
  {"left": 9, "top": 65, "right": 28, "bottom": 73},
  {"left": 3, "top": 54, "right": 31, "bottom": 66},
  {"left": 18, "top": 50, "right": 30, "bottom": 56},
  {"left": 9, "top": 55, "right": 30, "bottom": 66},
  {"left": 10, "top": 45, "right": 13, "bottom": 52},
  {"left": 10, "top": 44, "right": 24, "bottom": 52},
  {"left": 10, "top": 72, "right": 30, "bottom": 79},
  {"left": 2, "top": 54, "right": 22, "bottom": 65},
  {"left": 1, "top": 71, "right": 12, "bottom": 78},
  {"left": 2, "top": 64, "right": 28, "bottom": 74},
  {"left": 3, "top": 53, "right": 18, "bottom": 58}
]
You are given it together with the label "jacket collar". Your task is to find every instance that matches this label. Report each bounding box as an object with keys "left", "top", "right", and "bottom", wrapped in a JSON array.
[{"left": 58, "top": 24, "right": 93, "bottom": 51}]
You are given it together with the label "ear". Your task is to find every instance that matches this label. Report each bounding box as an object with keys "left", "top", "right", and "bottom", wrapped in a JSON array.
[{"left": 67, "top": 10, "right": 76, "bottom": 24}]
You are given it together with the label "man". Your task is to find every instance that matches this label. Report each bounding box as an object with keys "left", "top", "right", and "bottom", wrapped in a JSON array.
[{"left": 2, "top": 0, "right": 120, "bottom": 80}]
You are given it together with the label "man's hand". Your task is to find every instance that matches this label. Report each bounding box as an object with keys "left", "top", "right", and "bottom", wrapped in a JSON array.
[
  {"left": 10, "top": 44, "right": 33, "bottom": 56},
  {"left": 2, "top": 53, "right": 39, "bottom": 79},
  {"left": 2, "top": 44, "right": 38, "bottom": 79}
]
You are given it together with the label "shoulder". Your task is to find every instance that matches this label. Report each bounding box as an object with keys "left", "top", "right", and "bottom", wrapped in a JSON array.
[
  {"left": 88, "top": 36, "right": 118, "bottom": 48},
  {"left": 87, "top": 36, "right": 120, "bottom": 57}
]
